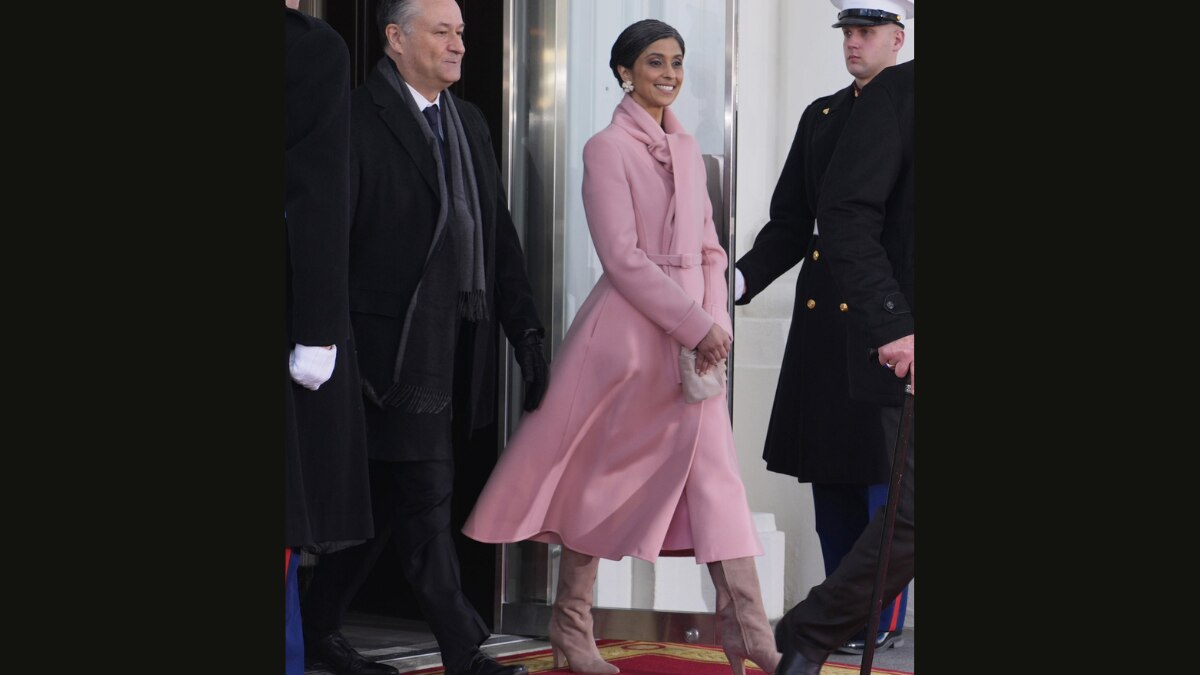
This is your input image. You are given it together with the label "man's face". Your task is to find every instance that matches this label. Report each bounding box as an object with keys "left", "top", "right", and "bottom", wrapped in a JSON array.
[
  {"left": 391, "top": 0, "right": 465, "bottom": 100},
  {"left": 841, "top": 24, "right": 903, "bottom": 83}
]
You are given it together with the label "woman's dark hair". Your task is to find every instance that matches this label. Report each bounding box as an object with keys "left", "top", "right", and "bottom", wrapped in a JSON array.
[{"left": 608, "top": 19, "right": 685, "bottom": 87}]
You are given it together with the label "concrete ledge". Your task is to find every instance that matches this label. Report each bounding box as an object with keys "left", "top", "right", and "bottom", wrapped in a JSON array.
[{"left": 593, "top": 512, "right": 785, "bottom": 619}]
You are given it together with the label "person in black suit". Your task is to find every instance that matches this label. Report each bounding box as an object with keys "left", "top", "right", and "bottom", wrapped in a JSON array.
[
  {"left": 300, "top": 1, "right": 546, "bottom": 675},
  {"left": 733, "top": 0, "right": 912, "bottom": 654},
  {"left": 775, "top": 55, "right": 915, "bottom": 675},
  {"left": 285, "top": 2, "right": 375, "bottom": 673}
]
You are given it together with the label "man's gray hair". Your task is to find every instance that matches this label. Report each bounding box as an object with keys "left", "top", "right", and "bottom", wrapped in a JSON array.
[{"left": 377, "top": 0, "right": 423, "bottom": 45}]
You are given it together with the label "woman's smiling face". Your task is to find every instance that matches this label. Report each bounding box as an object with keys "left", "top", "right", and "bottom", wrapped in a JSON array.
[{"left": 619, "top": 37, "right": 684, "bottom": 122}]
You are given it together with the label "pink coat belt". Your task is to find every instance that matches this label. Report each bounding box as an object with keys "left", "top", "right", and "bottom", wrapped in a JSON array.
[{"left": 646, "top": 252, "right": 702, "bottom": 268}]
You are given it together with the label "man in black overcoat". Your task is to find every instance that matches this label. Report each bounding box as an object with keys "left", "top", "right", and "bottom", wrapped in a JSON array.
[
  {"left": 300, "top": 2, "right": 546, "bottom": 675},
  {"left": 285, "top": 2, "right": 376, "bottom": 673},
  {"left": 775, "top": 55, "right": 915, "bottom": 675},
  {"left": 733, "top": 0, "right": 912, "bottom": 652}
]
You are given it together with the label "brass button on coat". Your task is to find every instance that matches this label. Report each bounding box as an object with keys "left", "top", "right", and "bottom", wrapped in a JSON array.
[
  {"left": 806, "top": 299, "right": 816, "bottom": 309},
  {"left": 811, "top": 249, "right": 820, "bottom": 261},
  {"left": 839, "top": 303, "right": 848, "bottom": 312}
]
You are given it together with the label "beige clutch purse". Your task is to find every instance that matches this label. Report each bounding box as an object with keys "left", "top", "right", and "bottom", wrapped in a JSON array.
[{"left": 678, "top": 347, "right": 727, "bottom": 404}]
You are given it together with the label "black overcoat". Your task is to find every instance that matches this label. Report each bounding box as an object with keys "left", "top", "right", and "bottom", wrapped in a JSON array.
[
  {"left": 284, "top": 7, "right": 374, "bottom": 549},
  {"left": 735, "top": 83, "right": 888, "bottom": 484},
  {"left": 817, "top": 60, "right": 915, "bottom": 407},
  {"left": 347, "top": 61, "right": 542, "bottom": 461}
]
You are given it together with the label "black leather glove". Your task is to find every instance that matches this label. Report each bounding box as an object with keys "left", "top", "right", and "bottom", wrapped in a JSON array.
[{"left": 514, "top": 328, "right": 549, "bottom": 411}]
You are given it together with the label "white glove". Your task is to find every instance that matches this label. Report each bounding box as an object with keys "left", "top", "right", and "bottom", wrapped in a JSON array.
[
  {"left": 289, "top": 344, "right": 337, "bottom": 391},
  {"left": 734, "top": 268, "right": 746, "bottom": 301}
]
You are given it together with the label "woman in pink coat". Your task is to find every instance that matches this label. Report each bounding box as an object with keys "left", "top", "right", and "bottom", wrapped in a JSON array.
[{"left": 463, "top": 20, "right": 780, "bottom": 675}]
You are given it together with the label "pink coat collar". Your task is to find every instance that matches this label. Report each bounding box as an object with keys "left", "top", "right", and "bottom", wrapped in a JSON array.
[{"left": 611, "top": 94, "right": 691, "bottom": 174}]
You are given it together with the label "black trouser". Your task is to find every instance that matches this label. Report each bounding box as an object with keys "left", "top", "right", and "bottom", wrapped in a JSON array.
[
  {"left": 302, "top": 458, "right": 489, "bottom": 670},
  {"left": 810, "top": 481, "right": 909, "bottom": 638},
  {"left": 786, "top": 405, "right": 915, "bottom": 662}
]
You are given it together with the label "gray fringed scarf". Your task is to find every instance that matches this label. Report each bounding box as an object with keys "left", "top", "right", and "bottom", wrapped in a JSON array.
[{"left": 366, "top": 58, "right": 488, "bottom": 413}]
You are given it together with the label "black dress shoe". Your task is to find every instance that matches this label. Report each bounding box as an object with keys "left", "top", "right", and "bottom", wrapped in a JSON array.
[
  {"left": 776, "top": 648, "right": 823, "bottom": 675},
  {"left": 306, "top": 630, "right": 399, "bottom": 675},
  {"left": 835, "top": 629, "right": 905, "bottom": 655},
  {"left": 444, "top": 650, "right": 528, "bottom": 675}
]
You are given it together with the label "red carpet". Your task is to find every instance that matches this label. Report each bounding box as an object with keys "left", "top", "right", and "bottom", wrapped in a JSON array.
[{"left": 404, "top": 640, "right": 911, "bottom": 674}]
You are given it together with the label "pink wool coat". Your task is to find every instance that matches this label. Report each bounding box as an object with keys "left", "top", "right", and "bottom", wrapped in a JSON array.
[{"left": 462, "top": 95, "right": 762, "bottom": 564}]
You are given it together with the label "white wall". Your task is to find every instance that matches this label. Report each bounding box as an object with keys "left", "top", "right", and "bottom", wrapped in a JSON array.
[{"left": 732, "top": 0, "right": 915, "bottom": 615}]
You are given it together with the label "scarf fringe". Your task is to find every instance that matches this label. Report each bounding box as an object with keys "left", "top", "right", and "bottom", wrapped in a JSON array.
[
  {"left": 459, "top": 289, "right": 488, "bottom": 322},
  {"left": 394, "top": 384, "right": 451, "bottom": 414},
  {"left": 363, "top": 380, "right": 451, "bottom": 414}
]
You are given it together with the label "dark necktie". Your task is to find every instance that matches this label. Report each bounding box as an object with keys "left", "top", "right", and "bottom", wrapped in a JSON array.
[{"left": 422, "top": 103, "right": 446, "bottom": 166}]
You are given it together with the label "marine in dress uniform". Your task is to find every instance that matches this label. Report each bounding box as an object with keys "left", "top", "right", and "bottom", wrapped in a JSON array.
[{"left": 733, "top": 0, "right": 914, "bottom": 654}]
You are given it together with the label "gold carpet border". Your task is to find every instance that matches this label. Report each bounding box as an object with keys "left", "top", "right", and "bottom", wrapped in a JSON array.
[{"left": 509, "top": 640, "right": 907, "bottom": 674}]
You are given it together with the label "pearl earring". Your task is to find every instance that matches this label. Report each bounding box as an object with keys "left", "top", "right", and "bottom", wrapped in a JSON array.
[{"left": 621, "top": 80, "right": 634, "bottom": 93}]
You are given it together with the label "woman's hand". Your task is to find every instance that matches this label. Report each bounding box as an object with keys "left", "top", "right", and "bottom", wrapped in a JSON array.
[{"left": 693, "top": 324, "right": 732, "bottom": 375}]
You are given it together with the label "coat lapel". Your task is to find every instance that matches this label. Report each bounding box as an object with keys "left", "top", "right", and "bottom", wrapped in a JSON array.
[
  {"left": 366, "top": 70, "right": 440, "bottom": 197},
  {"left": 661, "top": 107, "right": 701, "bottom": 255},
  {"left": 811, "top": 83, "right": 857, "bottom": 164}
]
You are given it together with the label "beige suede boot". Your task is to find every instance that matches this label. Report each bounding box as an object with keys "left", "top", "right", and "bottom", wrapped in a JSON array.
[
  {"left": 549, "top": 547, "right": 620, "bottom": 674},
  {"left": 708, "top": 557, "right": 782, "bottom": 675}
]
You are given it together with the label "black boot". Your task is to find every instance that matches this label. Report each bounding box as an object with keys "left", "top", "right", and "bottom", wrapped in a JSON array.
[
  {"left": 773, "top": 614, "right": 824, "bottom": 675},
  {"left": 306, "top": 631, "right": 398, "bottom": 675},
  {"left": 775, "top": 649, "right": 823, "bottom": 675},
  {"left": 444, "top": 649, "right": 528, "bottom": 675}
]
